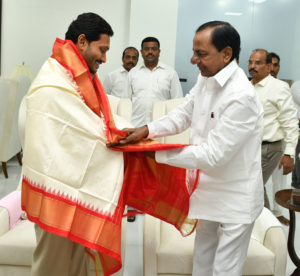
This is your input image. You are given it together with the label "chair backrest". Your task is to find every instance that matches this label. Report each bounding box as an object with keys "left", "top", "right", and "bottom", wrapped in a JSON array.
[
  {"left": 107, "top": 95, "right": 132, "bottom": 122},
  {"left": 0, "top": 78, "right": 22, "bottom": 161},
  {"left": 152, "top": 97, "right": 189, "bottom": 144},
  {"left": 151, "top": 98, "right": 191, "bottom": 240}
]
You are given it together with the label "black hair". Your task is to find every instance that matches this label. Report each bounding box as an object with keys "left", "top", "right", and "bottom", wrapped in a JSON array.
[
  {"left": 252, "top": 49, "right": 272, "bottom": 64},
  {"left": 268, "top": 52, "right": 280, "bottom": 64},
  {"left": 65, "top": 12, "right": 113, "bottom": 43},
  {"left": 122, "top": 47, "right": 139, "bottom": 59},
  {"left": 196, "top": 21, "right": 240, "bottom": 62},
  {"left": 141, "top": 37, "right": 160, "bottom": 49}
]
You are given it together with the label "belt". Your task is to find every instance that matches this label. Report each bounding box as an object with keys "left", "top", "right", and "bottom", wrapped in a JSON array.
[{"left": 262, "top": 140, "right": 281, "bottom": 145}]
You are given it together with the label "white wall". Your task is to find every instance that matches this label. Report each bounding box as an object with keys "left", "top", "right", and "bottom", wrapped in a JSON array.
[
  {"left": 1, "top": 0, "right": 131, "bottom": 81},
  {"left": 1, "top": 0, "right": 180, "bottom": 82},
  {"left": 129, "top": 0, "right": 179, "bottom": 68},
  {"left": 175, "top": 0, "right": 300, "bottom": 94}
]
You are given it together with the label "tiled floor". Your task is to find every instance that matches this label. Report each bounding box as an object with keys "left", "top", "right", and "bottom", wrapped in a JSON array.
[{"left": 1, "top": 157, "right": 300, "bottom": 275}]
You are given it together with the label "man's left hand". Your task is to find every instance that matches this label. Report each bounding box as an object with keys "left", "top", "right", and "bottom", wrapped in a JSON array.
[{"left": 278, "top": 155, "right": 294, "bottom": 174}]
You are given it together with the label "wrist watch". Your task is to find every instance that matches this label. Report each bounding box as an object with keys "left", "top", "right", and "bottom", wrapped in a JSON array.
[{"left": 284, "top": 154, "right": 295, "bottom": 158}]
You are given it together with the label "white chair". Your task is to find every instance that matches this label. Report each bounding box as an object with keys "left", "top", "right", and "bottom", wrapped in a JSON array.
[
  {"left": 152, "top": 98, "right": 189, "bottom": 144},
  {"left": 0, "top": 76, "right": 31, "bottom": 178},
  {"left": 144, "top": 208, "right": 287, "bottom": 276},
  {"left": 0, "top": 95, "right": 132, "bottom": 276},
  {"left": 143, "top": 98, "right": 287, "bottom": 276}
]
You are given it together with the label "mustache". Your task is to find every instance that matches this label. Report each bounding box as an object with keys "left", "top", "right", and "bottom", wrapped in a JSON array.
[
  {"left": 249, "top": 69, "right": 258, "bottom": 73},
  {"left": 126, "top": 62, "right": 135, "bottom": 66}
]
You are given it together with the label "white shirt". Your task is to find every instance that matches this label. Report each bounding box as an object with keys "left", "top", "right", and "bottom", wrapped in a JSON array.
[
  {"left": 147, "top": 60, "right": 264, "bottom": 224},
  {"left": 103, "top": 67, "right": 130, "bottom": 98},
  {"left": 129, "top": 62, "right": 183, "bottom": 127},
  {"left": 291, "top": 80, "right": 300, "bottom": 119},
  {"left": 253, "top": 75, "right": 298, "bottom": 155}
]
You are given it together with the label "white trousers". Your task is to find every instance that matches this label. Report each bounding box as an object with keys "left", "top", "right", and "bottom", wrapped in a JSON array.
[
  {"left": 192, "top": 220, "right": 254, "bottom": 276},
  {"left": 271, "top": 166, "right": 286, "bottom": 216}
]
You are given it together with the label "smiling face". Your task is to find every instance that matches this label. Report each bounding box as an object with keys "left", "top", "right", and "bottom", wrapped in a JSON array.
[
  {"left": 190, "top": 28, "right": 232, "bottom": 77},
  {"left": 122, "top": 48, "right": 139, "bottom": 71},
  {"left": 76, "top": 33, "right": 110, "bottom": 74}
]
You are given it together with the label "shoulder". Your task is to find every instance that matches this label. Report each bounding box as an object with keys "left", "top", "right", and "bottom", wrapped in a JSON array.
[
  {"left": 158, "top": 63, "right": 179, "bottom": 80},
  {"left": 273, "top": 77, "right": 289, "bottom": 88},
  {"left": 292, "top": 80, "right": 300, "bottom": 92},
  {"left": 263, "top": 75, "right": 289, "bottom": 91},
  {"left": 159, "top": 62, "right": 176, "bottom": 73},
  {"left": 107, "top": 67, "right": 123, "bottom": 77},
  {"left": 129, "top": 65, "right": 141, "bottom": 75},
  {"left": 227, "top": 67, "right": 254, "bottom": 95},
  {"left": 225, "top": 67, "right": 261, "bottom": 109},
  {"left": 128, "top": 65, "right": 144, "bottom": 80},
  {"left": 29, "top": 58, "right": 81, "bottom": 99}
]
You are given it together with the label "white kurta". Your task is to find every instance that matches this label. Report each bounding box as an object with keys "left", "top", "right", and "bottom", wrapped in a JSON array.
[
  {"left": 102, "top": 67, "right": 131, "bottom": 99},
  {"left": 148, "top": 60, "right": 264, "bottom": 224},
  {"left": 253, "top": 74, "right": 298, "bottom": 155},
  {"left": 129, "top": 62, "right": 183, "bottom": 127}
]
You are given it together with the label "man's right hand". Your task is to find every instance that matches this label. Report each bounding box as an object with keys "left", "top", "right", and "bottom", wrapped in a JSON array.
[{"left": 119, "top": 125, "right": 149, "bottom": 144}]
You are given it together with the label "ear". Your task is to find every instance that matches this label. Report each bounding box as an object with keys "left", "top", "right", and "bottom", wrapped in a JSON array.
[
  {"left": 76, "top": 34, "right": 88, "bottom": 51},
  {"left": 222, "top": 46, "right": 233, "bottom": 64}
]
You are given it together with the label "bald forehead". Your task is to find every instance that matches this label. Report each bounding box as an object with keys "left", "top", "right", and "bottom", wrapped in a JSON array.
[{"left": 252, "top": 50, "right": 267, "bottom": 59}]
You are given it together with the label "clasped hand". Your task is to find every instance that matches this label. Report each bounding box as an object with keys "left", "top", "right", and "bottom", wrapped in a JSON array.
[{"left": 106, "top": 125, "right": 149, "bottom": 147}]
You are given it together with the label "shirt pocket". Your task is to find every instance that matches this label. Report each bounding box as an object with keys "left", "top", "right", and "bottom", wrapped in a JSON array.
[
  {"left": 155, "top": 75, "right": 171, "bottom": 98},
  {"left": 131, "top": 77, "right": 147, "bottom": 97},
  {"left": 262, "top": 99, "right": 276, "bottom": 116},
  {"left": 208, "top": 110, "right": 218, "bottom": 130}
]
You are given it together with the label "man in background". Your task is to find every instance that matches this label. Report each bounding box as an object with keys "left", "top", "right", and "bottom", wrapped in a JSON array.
[
  {"left": 103, "top": 47, "right": 139, "bottom": 98},
  {"left": 269, "top": 52, "right": 280, "bottom": 78},
  {"left": 248, "top": 49, "right": 298, "bottom": 226},
  {"left": 129, "top": 36, "right": 183, "bottom": 127},
  {"left": 268, "top": 52, "right": 290, "bottom": 225}
]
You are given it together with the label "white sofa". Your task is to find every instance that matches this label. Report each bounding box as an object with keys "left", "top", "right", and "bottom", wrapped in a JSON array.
[
  {"left": 143, "top": 208, "right": 287, "bottom": 276},
  {"left": 143, "top": 98, "right": 287, "bottom": 276},
  {"left": 0, "top": 77, "right": 30, "bottom": 178},
  {"left": 0, "top": 95, "right": 132, "bottom": 276}
]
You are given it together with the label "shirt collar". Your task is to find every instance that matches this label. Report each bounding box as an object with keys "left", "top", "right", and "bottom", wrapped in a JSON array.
[
  {"left": 140, "top": 61, "right": 165, "bottom": 70},
  {"left": 211, "top": 59, "right": 238, "bottom": 87},
  {"left": 253, "top": 74, "right": 271, "bottom": 87}
]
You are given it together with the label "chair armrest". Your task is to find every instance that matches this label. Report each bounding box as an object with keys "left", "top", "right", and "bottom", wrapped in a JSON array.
[
  {"left": 264, "top": 227, "right": 287, "bottom": 276},
  {"left": 0, "top": 207, "right": 9, "bottom": 236},
  {"left": 252, "top": 208, "right": 287, "bottom": 276},
  {"left": 143, "top": 215, "right": 160, "bottom": 276}
]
